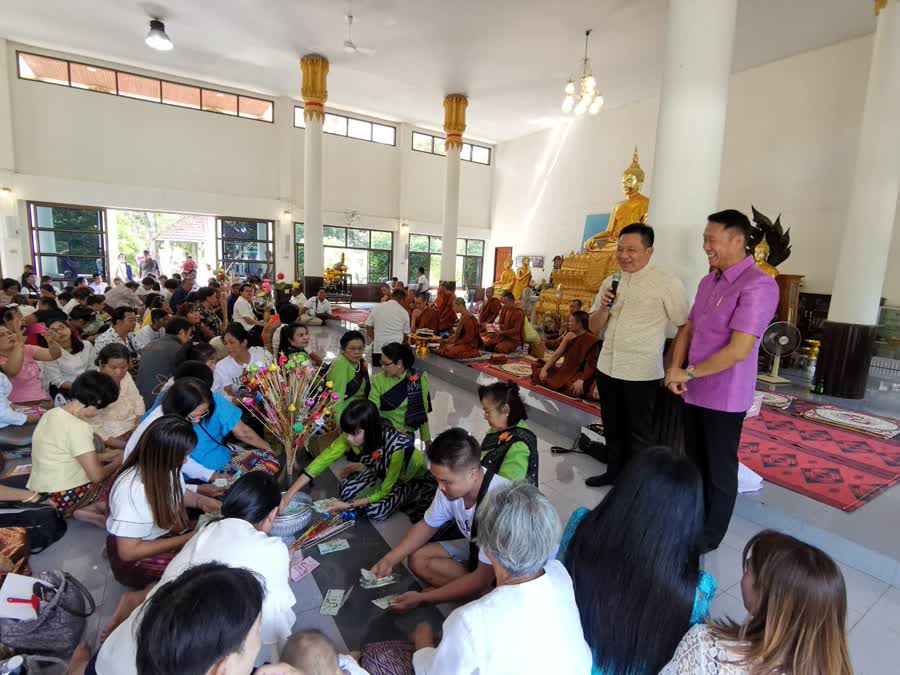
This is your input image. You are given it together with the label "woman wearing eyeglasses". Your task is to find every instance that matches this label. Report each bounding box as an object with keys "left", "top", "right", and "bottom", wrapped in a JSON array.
[
  {"left": 325, "top": 330, "right": 370, "bottom": 422},
  {"left": 124, "top": 372, "right": 277, "bottom": 494},
  {"left": 369, "top": 342, "right": 432, "bottom": 448},
  {"left": 106, "top": 415, "right": 219, "bottom": 589}
]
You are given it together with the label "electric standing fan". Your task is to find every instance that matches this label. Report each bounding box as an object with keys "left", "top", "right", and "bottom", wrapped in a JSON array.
[{"left": 757, "top": 321, "right": 801, "bottom": 385}]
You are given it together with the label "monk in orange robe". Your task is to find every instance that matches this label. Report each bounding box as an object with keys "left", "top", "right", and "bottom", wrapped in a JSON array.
[
  {"left": 434, "top": 283, "right": 456, "bottom": 334},
  {"left": 411, "top": 293, "right": 439, "bottom": 332},
  {"left": 478, "top": 287, "right": 501, "bottom": 327},
  {"left": 438, "top": 297, "right": 480, "bottom": 359},
  {"left": 531, "top": 310, "right": 600, "bottom": 399},
  {"left": 481, "top": 291, "right": 524, "bottom": 354}
]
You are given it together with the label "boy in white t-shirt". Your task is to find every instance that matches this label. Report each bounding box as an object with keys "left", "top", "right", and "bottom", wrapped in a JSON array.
[{"left": 369, "top": 428, "right": 509, "bottom": 612}]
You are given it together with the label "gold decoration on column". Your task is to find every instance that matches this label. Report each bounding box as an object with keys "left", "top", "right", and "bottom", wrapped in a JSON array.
[
  {"left": 443, "top": 94, "right": 468, "bottom": 151},
  {"left": 875, "top": 0, "right": 887, "bottom": 16},
  {"left": 300, "top": 54, "right": 329, "bottom": 123}
]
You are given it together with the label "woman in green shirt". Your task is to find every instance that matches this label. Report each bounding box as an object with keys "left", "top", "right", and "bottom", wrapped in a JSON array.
[
  {"left": 281, "top": 400, "right": 435, "bottom": 521},
  {"left": 369, "top": 342, "right": 432, "bottom": 446},
  {"left": 478, "top": 381, "right": 538, "bottom": 484},
  {"left": 325, "top": 330, "right": 369, "bottom": 420}
]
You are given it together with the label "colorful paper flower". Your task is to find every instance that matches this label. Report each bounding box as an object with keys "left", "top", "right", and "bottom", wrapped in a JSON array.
[
  {"left": 293, "top": 422, "right": 304, "bottom": 432},
  {"left": 306, "top": 398, "right": 315, "bottom": 407},
  {"left": 277, "top": 273, "right": 285, "bottom": 280},
  {"left": 278, "top": 354, "right": 288, "bottom": 366},
  {"left": 325, "top": 381, "right": 334, "bottom": 389},
  {"left": 243, "top": 398, "right": 254, "bottom": 407},
  {"left": 409, "top": 374, "right": 420, "bottom": 382},
  {"left": 331, "top": 392, "right": 340, "bottom": 401},
  {"left": 288, "top": 404, "right": 296, "bottom": 413},
  {"left": 292, "top": 281, "right": 300, "bottom": 289},
  {"left": 268, "top": 364, "right": 278, "bottom": 372},
  {"left": 371, "top": 450, "right": 383, "bottom": 461},
  {"left": 499, "top": 432, "right": 511, "bottom": 442}
]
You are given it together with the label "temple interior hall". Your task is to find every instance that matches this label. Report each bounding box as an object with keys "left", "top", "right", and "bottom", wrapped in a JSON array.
[{"left": 0, "top": 1, "right": 899, "bottom": 674}]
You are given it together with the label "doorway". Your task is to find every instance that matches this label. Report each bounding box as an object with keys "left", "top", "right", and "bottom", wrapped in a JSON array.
[{"left": 493, "top": 246, "right": 512, "bottom": 283}]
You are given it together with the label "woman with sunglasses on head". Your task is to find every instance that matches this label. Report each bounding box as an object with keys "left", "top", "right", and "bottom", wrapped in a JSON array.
[
  {"left": 40, "top": 318, "right": 96, "bottom": 403},
  {"left": 369, "top": 341, "right": 432, "bottom": 447},
  {"left": 0, "top": 318, "right": 62, "bottom": 404},
  {"left": 125, "top": 375, "right": 277, "bottom": 491},
  {"left": 88, "top": 344, "right": 145, "bottom": 451},
  {"left": 325, "top": 330, "right": 370, "bottom": 422},
  {"left": 276, "top": 323, "right": 323, "bottom": 367},
  {"left": 106, "top": 415, "right": 219, "bottom": 589},
  {"left": 662, "top": 530, "right": 852, "bottom": 675}
]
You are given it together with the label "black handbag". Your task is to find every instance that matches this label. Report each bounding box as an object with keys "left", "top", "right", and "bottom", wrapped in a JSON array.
[{"left": 0, "top": 503, "right": 67, "bottom": 553}]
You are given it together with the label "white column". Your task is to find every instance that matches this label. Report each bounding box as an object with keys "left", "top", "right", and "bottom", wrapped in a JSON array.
[
  {"left": 828, "top": 1, "right": 900, "bottom": 326},
  {"left": 440, "top": 145, "right": 461, "bottom": 284},
  {"left": 648, "top": 0, "right": 738, "bottom": 296},
  {"left": 303, "top": 114, "right": 324, "bottom": 279}
]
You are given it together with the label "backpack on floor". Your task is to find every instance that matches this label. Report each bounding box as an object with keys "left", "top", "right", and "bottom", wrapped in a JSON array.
[{"left": 0, "top": 503, "right": 67, "bottom": 554}]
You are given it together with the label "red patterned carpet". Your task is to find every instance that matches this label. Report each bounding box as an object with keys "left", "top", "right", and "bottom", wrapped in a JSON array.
[
  {"left": 468, "top": 359, "right": 602, "bottom": 416},
  {"left": 740, "top": 401, "right": 900, "bottom": 512}
]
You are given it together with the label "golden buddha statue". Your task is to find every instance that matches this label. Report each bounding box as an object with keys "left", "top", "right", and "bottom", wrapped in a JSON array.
[
  {"left": 511, "top": 257, "right": 532, "bottom": 300},
  {"left": 583, "top": 148, "right": 650, "bottom": 280},
  {"left": 494, "top": 258, "right": 516, "bottom": 294},
  {"left": 534, "top": 148, "right": 651, "bottom": 329},
  {"left": 753, "top": 238, "right": 779, "bottom": 278}
]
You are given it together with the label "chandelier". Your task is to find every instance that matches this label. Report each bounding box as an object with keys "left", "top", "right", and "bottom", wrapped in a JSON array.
[{"left": 562, "top": 29, "right": 603, "bottom": 116}]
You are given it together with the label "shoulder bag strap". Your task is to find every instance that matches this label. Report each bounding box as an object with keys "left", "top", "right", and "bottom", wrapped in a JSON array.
[
  {"left": 58, "top": 572, "right": 97, "bottom": 618},
  {"left": 467, "top": 469, "right": 496, "bottom": 572}
]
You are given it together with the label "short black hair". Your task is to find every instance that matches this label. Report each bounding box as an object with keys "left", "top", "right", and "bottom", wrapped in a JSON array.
[
  {"left": 165, "top": 316, "right": 193, "bottom": 336},
  {"left": 221, "top": 472, "right": 281, "bottom": 525},
  {"left": 278, "top": 303, "right": 300, "bottom": 324},
  {"left": 501, "top": 290, "right": 515, "bottom": 301},
  {"left": 339, "top": 330, "right": 365, "bottom": 350},
  {"left": 70, "top": 370, "right": 119, "bottom": 409},
  {"left": 125, "top": 281, "right": 139, "bottom": 290},
  {"left": 171, "top": 360, "right": 214, "bottom": 389},
  {"left": 196, "top": 287, "right": 215, "bottom": 302},
  {"left": 40, "top": 283, "right": 56, "bottom": 295},
  {"left": 142, "top": 276, "right": 156, "bottom": 286},
  {"left": 708, "top": 209, "right": 751, "bottom": 243},
  {"left": 110, "top": 306, "right": 135, "bottom": 324},
  {"left": 68, "top": 305, "right": 95, "bottom": 323},
  {"left": 391, "top": 289, "right": 406, "bottom": 301},
  {"left": 150, "top": 308, "right": 169, "bottom": 323},
  {"left": 239, "top": 284, "right": 251, "bottom": 294},
  {"left": 427, "top": 427, "right": 481, "bottom": 470},
  {"left": 569, "top": 299, "right": 583, "bottom": 310},
  {"left": 2, "top": 279, "right": 20, "bottom": 291},
  {"left": 224, "top": 322, "right": 249, "bottom": 344},
  {"left": 135, "top": 562, "right": 264, "bottom": 675},
  {"left": 163, "top": 376, "right": 215, "bottom": 419},
  {"left": 381, "top": 342, "right": 415, "bottom": 370},
  {"left": 86, "top": 294, "right": 105, "bottom": 306},
  {"left": 96, "top": 343, "right": 131, "bottom": 366},
  {"left": 164, "top": 279, "right": 179, "bottom": 290},
  {"left": 175, "top": 341, "right": 217, "bottom": 368},
  {"left": 571, "top": 309, "right": 590, "bottom": 330},
  {"left": 73, "top": 287, "right": 92, "bottom": 301},
  {"left": 417, "top": 267, "right": 425, "bottom": 275},
  {"left": 619, "top": 223, "right": 655, "bottom": 248}
]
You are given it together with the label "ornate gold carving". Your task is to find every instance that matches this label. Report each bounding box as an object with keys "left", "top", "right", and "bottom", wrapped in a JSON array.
[
  {"left": 443, "top": 94, "right": 468, "bottom": 151},
  {"left": 301, "top": 54, "right": 329, "bottom": 122},
  {"left": 875, "top": 0, "right": 888, "bottom": 16}
]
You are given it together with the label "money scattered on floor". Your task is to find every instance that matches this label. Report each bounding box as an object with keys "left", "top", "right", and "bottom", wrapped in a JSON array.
[
  {"left": 371, "top": 595, "right": 398, "bottom": 610},
  {"left": 313, "top": 498, "right": 341, "bottom": 513},
  {"left": 320, "top": 589, "right": 344, "bottom": 616},
  {"left": 361, "top": 575, "right": 398, "bottom": 589},
  {"left": 290, "top": 552, "right": 319, "bottom": 582},
  {"left": 318, "top": 538, "right": 349, "bottom": 555},
  {"left": 360, "top": 568, "right": 377, "bottom": 583}
]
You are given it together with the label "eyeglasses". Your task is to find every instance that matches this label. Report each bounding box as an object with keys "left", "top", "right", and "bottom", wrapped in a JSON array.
[
  {"left": 380, "top": 360, "right": 395, "bottom": 367},
  {"left": 186, "top": 410, "right": 209, "bottom": 423},
  {"left": 345, "top": 346, "right": 365, "bottom": 353}
]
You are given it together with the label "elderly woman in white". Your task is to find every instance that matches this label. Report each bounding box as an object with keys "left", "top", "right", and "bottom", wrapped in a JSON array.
[{"left": 411, "top": 483, "right": 592, "bottom": 674}]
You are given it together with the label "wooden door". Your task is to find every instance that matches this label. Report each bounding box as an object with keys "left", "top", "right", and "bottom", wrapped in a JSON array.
[{"left": 493, "top": 247, "right": 512, "bottom": 283}]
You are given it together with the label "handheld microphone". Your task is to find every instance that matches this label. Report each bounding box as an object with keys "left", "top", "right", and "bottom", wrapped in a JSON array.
[{"left": 608, "top": 271, "right": 622, "bottom": 309}]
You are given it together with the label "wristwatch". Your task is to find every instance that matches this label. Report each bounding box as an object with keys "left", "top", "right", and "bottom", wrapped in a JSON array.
[{"left": 686, "top": 365, "right": 696, "bottom": 380}]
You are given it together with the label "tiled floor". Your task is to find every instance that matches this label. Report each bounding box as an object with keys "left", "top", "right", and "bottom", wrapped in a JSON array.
[{"left": 27, "top": 319, "right": 900, "bottom": 672}]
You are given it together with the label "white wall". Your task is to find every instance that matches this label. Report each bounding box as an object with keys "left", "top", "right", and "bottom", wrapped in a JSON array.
[
  {"left": 0, "top": 41, "right": 493, "bottom": 282},
  {"left": 490, "top": 35, "right": 900, "bottom": 305}
]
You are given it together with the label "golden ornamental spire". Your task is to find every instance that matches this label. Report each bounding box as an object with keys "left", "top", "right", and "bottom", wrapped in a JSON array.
[
  {"left": 875, "top": 0, "right": 887, "bottom": 16},
  {"left": 443, "top": 94, "right": 468, "bottom": 151},
  {"left": 624, "top": 146, "right": 645, "bottom": 183},
  {"left": 300, "top": 54, "right": 329, "bottom": 123}
]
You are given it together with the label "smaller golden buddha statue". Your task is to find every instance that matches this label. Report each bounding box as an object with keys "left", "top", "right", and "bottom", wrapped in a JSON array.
[
  {"left": 753, "top": 239, "right": 779, "bottom": 278},
  {"left": 511, "top": 257, "right": 532, "bottom": 300},
  {"left": 494, "top": 258, "right": 516, "bottom": 294}
]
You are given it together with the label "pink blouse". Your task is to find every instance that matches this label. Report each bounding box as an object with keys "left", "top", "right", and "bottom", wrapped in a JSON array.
[{"left": 9, "top": 345, "right": 47, "bottom": 403}]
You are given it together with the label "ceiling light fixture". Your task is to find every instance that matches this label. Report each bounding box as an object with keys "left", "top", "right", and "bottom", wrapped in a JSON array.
[
  {"left": 145, "top": 19, "right": 174, "bottom": 51},
  {"left": 562, "top": 29, "right": 603, "bottom": 116}
]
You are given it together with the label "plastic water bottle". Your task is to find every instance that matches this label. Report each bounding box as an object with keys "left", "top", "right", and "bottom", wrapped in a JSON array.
[{"left": 0, "top": 655, "right": 25, "bottom": 674}]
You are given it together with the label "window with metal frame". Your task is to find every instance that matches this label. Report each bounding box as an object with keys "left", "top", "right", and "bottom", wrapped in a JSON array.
[
  {"left": 28, "top": 202, "right": 108, "bottom": 283},
  {"left": 410, "top": 131, "right": 491, "bottom": 165},
  {"left": 407, "top": 235, "right": 485, "bottom": 287},
  {"left": 217, "top": 218, "right": 275, "bottom": 279}
]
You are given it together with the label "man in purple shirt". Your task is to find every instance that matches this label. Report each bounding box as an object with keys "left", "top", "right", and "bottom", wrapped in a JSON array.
[{"left": 665, "top": 209, "right": 779, "bottom": 552}]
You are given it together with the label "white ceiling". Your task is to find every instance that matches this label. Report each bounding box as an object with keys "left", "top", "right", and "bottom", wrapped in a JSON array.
[{"left": 0, "top": 0, "right": 876, "bottom": 143}]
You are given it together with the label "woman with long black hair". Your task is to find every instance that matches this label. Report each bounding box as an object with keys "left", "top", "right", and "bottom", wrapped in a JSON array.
[
  {"left": 560, "top": 447, "right": 716, "bottom": 675},
  {"left": 105, "top": 415, "right": 219, "bottom": 588},
  {"left": 368, "top": 341, "right": 431, "bottom": 446}
]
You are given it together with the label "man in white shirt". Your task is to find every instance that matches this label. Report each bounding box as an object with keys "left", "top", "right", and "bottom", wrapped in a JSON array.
[
  {"left": 415, "top": 266, "right": 430, "bottom": 303},
  {"left": 89, "top": 273, "right": 108, "bottom": 295},
  {"left": 134, "top": 309, "right": 169, "bottom": 351},
  {"left": 304, "top": 289, "right": 333, "bottom": 326},
  {"left": 365, "top": 288, "right": 411, "bottom": 367},
  {"left": 369, "top": 428, "right": 509, "bottom": 611},
  {"left": 586, "top": 223, "right": 689, "bottom": 487}
]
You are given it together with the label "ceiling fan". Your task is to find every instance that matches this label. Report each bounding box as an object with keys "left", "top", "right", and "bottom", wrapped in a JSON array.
[{"left": 343, "top": 10, "right": 376, "bottom": 56}]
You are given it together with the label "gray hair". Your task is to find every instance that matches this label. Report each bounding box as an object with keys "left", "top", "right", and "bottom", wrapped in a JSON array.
[{"left": 476, "top": 482, "right": 560, "bottom": 577}]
